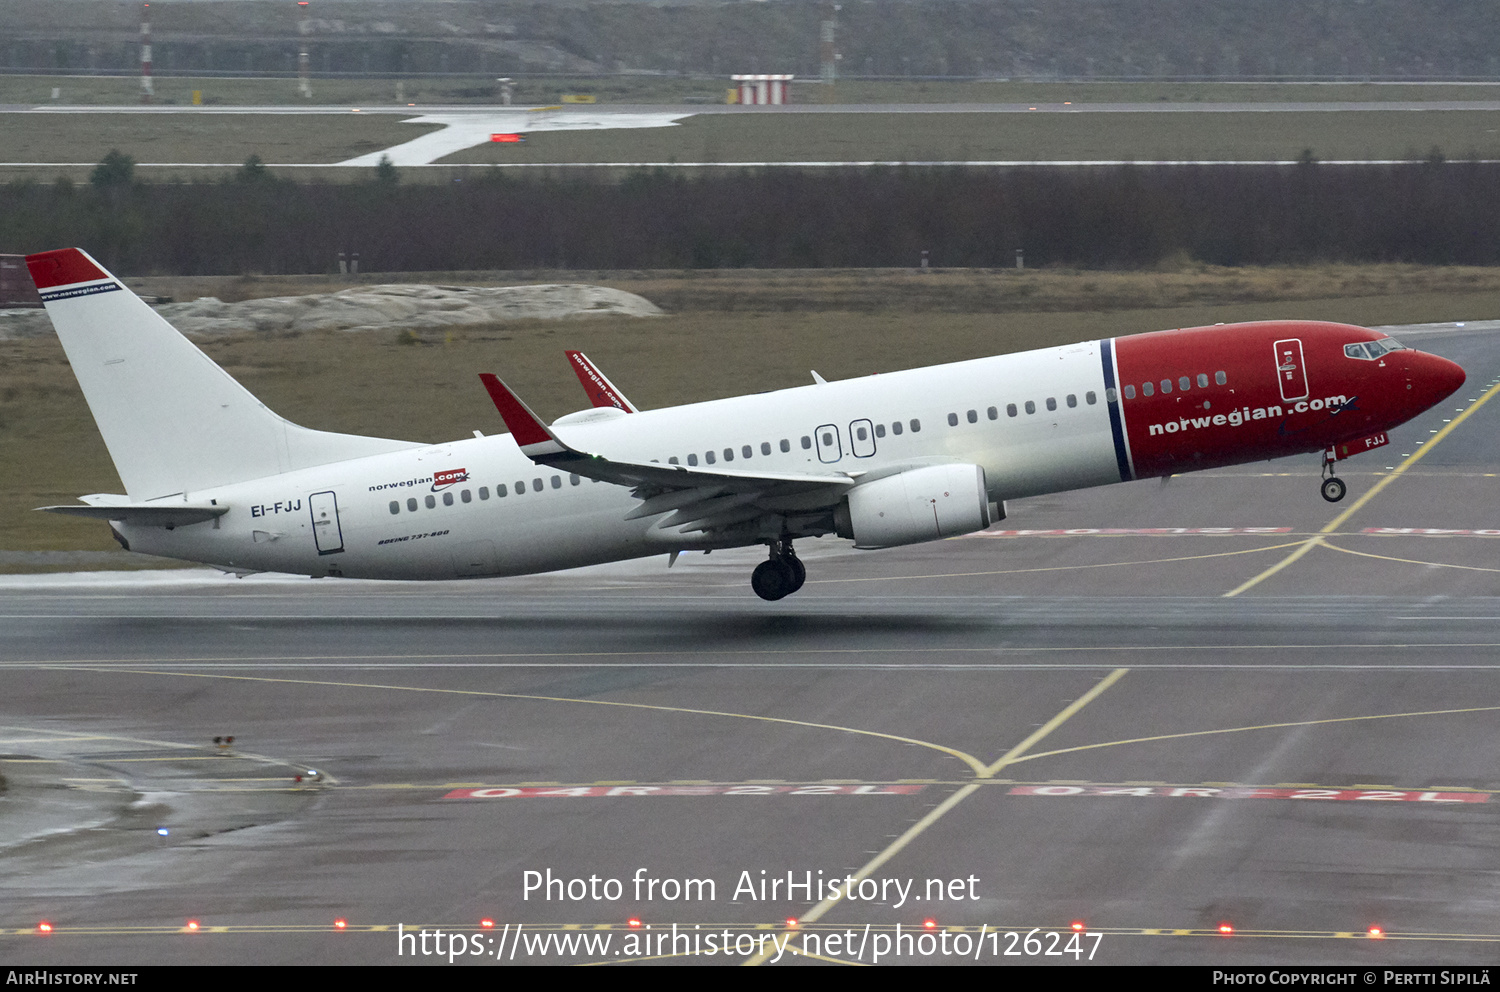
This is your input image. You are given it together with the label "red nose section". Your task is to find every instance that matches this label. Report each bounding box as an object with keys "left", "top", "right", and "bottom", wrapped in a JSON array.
[{"left": 1412, "top": 352, "right": 1466, "bottom": 410}]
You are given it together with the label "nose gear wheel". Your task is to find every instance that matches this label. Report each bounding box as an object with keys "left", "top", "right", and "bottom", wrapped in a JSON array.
[{"left": 1319, "top": 447, "right": 1347, "bottom": 503}]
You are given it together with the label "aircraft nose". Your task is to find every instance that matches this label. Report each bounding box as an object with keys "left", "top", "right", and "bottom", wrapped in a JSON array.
[{"left": 1409, "top": 351, "right": 1466, "bottom": 408}]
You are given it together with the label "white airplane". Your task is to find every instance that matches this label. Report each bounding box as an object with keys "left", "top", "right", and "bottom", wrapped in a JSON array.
[{"left": 27, "top": 248, "right": 1465, "bottom": 600}]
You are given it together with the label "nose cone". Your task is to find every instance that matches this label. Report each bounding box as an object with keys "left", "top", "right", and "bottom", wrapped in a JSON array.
[{"left": 1410, "top": 351, "right": 1466, "bottom": 411}]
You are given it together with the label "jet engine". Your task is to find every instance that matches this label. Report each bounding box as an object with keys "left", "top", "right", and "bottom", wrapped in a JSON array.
[{"left": 834, "top": 463, "right": 992, "bottom": 549}]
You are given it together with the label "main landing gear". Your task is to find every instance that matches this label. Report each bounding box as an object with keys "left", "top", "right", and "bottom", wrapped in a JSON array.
[
  {"left": 751, "top": 538, "right": 806, "bottom": 601},
  {"left": 1320, "top": 447, "right": 1347, "bottom": 503}
]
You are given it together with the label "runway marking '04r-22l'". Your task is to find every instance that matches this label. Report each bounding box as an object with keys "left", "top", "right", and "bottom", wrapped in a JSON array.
[
  {"left": 1009, "top": 785, "right": 1489, "bottom": 802},
  {"left": 444, "top": 785, "right": 929, "bottom": 799}
]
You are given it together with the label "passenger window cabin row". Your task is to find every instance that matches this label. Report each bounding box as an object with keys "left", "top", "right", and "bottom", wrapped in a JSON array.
[
  {"left": 668, "top": 437, "right": 798, "bottom": 467},
  {"left": 388, "top": 474, "right": 586, "bottom": 514},
  {"left": 390, "top": 382, "right": 1153, "bottom": 516},
  {"left": 653, "top": 392, "right": 1114, "bottom": 473},
  {"left": 1121, "top": 371, "right": 1228, "bottom": 400},
  {"left": 663, "top": 422, "right": 930, "bottom": 468},
  {"left": 947, "top": 392, "right": 1099, "bottom": 426},
  {"left": 659, "top": 392, "right": 1109, "bottom": 470}
]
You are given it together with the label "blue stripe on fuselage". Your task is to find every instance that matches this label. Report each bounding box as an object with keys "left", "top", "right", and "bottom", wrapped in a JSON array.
[{"left": 1100, "top": 339, "right": 1133, "bottom": 482}]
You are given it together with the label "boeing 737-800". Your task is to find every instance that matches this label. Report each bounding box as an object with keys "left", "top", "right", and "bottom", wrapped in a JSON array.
[{"left": 26, "top": 248, "right": 1465, "bottom": 600}]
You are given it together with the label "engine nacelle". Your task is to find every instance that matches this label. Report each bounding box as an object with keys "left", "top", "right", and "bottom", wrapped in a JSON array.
[{"left": 834, "top": 463, "right": 992, "bottom": 549}]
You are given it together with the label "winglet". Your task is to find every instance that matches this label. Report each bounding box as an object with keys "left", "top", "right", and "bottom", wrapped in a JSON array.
[
  {"left": 478, "top": 373, "right": 568, "bottom": 457},
  {"left": 566, "top": 350, "right": 637, "bottom": 413}
]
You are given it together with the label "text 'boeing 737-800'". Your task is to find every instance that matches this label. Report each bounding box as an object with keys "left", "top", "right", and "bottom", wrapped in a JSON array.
[{"left": 25, "top": 248, "right": 1465, "bottom": 600}]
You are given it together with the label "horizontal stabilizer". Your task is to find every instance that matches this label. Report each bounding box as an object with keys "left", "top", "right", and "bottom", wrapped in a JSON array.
[{"left": 38, "top": 503, "right": 229, "bottom": 528}]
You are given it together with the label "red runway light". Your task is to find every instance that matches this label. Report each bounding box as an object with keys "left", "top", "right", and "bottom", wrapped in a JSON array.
[
  {"left": 186, "top": 920, "right": 200, "bottom": 932},
  {"left": 480, "top": 918, "right": 495, "bottom": 928},
  {"left": 334, "top": 918, "right": 347, "bottom": 930},
  {"left": 923, "top": 918, "right": 937, "bottom": 930},
  {"left": 36, "top": 921, "right": 52, "bottom": 934},
  {"left": 1217, "top": 923, "right": 1234, "bottom": 935},
  {"left": 627, "top": 917, "right": 642, "bottom": 928},
  {"left": 785, "top": 918, "right": 799, "bottom": 929},
  {"left": 1070, "top": 920, "right": 1084, "bottom": 931},
  {"left": 1368, "top": 926, "right": 1384, "bottom": 939}
]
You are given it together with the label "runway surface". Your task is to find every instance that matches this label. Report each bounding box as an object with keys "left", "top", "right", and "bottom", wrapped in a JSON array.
[
  {"left": 6, "top": 100, "right": 1500, "bottom": 168},
  {"left": 11, "top": 101, "right": 1500, "bottom": 114},
  {"left": 2, "top": 325, "right": 1498, "bottom": 966}
]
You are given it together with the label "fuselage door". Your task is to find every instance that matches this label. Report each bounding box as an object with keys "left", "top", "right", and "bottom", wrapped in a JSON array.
[
  {"left": 815, "top": 423, "right": 843, "bottom": 463},
  {"left": 849, "top": 418, "right": 876, "bottom": 457},
  {"left": 1273, "top": 338, "right": 1310, "bottom": 402},
  {"left": 309, "top": 490, "right": 345, "bottom": 555}
]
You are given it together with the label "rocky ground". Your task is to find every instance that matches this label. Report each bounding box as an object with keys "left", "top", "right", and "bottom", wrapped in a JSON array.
[{"left": 0, "top": 282, "right": 661, "bottom": 340}]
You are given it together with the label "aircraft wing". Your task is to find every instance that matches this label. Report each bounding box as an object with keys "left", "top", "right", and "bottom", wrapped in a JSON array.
[{"left": 479, "top": 373, "right": 853, "bottom": 534}]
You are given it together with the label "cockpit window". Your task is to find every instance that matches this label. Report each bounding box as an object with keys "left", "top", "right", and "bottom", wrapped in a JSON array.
[{"left": 1344, "top": 337, "right": 1407, "bottom": 360}]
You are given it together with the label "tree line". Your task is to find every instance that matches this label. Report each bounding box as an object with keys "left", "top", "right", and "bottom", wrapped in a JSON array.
[{"left": 2, "top": 157, "right": 1495, "bottom": 275}]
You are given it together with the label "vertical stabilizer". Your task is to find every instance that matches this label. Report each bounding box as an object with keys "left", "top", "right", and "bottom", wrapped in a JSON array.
[{"left": 27, "top": 248, "right": 420, "bottom": 500}]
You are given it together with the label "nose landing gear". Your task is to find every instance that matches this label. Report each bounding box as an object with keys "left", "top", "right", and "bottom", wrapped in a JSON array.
[
  {"left": 751, "top": 538, "right": 806, "bottom": 601},
  {"left": 1320, "top": 447, "right": 1347, "bottom": 503}
]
